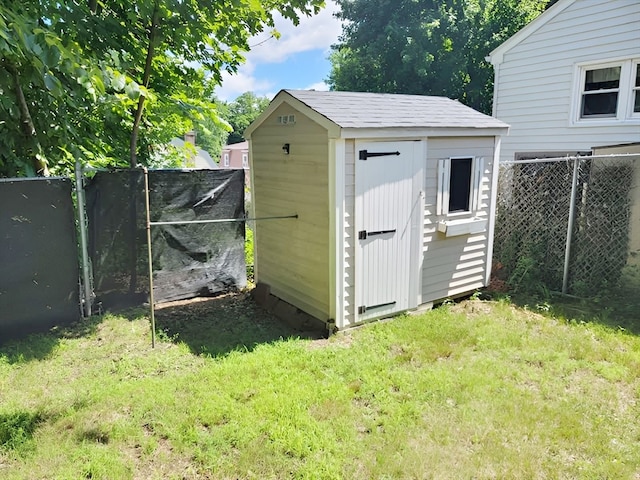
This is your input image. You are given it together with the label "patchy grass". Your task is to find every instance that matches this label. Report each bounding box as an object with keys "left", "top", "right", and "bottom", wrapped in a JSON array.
[{"left": 1, "top": 296, "right": 639, "bottom": 479}]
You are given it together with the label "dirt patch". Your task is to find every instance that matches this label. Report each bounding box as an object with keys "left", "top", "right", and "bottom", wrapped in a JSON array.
[{"left": 153, "top": 290, "right": 325, "bottom": 356}]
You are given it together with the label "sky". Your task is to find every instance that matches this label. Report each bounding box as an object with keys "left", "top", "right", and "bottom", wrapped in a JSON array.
[{"left": 215, "top": 1, "right": 344, "bottom": 102}]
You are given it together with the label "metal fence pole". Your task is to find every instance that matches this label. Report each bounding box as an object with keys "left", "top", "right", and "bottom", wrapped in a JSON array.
[
  {"left": 143, "top": 167, "right": 156, "bottom": 348},
  {"left": 562, "top": 157, "right": 580, "bottom": 294},
  {"left": 75, "top": 159, "right": 92, "bottom": 317}
]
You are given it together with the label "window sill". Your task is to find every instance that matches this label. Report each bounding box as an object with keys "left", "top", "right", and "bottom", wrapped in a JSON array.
[
  {"left": 437, "top": 217, "right": 487, "bottom": 237},
  {"left": 569, "top": 117, "right": 640, "bottom": 127}
]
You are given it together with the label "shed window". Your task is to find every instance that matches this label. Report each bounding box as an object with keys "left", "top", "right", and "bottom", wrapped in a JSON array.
[
  {"left": 437, "top": 157, "right": 484, "bottom": 216},
  {"left": 242, "top": 153, "right": 248, "bottom": 168},
  {"left": 449, "top": 158, "right": 473, "bottom": 212},
  {"left": 223, "top": 153, "right": 229, "bottom": 167}
]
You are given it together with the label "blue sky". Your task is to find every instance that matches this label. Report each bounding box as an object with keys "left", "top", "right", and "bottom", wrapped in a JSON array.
[{"left": 215, "top": 1, "right": 343, "bottom": 102}]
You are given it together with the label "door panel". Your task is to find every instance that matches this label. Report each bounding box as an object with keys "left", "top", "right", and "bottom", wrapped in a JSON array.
[{"left": 355, "top": 141, "right": 420, "bottom": 322}]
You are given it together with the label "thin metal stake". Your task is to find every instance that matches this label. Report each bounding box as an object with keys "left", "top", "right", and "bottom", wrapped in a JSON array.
[
  {"left": 562, "top": 157, "right": 580, "bottom": 294},
  {"left": 143, "top": 167, "right": 156, "bottom": 348}
]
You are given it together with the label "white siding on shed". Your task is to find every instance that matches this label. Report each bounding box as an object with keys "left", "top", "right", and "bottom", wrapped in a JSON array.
[
  {"left": 421, "top": 137, "right": 496, "bottom": 302},
  {"left": 342, "top": 140, "right": 356, "bottom": 326},
  {"left": 492, "top": 0, "right": 640, "bottom": 162},
  {"left": 250, "top": 103, "right": 331, "bottom": 320}
]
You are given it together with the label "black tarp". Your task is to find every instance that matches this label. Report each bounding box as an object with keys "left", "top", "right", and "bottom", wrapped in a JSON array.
[
  {"left": 0, "top": 177, "right": 80, "bottom": 340},
  {"left": 86, "top": 169, "right": 246, "bottom": 310}
]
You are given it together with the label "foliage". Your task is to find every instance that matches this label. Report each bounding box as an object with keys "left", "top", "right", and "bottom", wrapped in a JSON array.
[
  {"left": 0, "top": 0, "right": 324, "bottom": 177},
  {"left": 0, "top": 298, "right": 639, "bottom": 478},
  {"left": 328, "top": 0, "right": 551, "bottom": 114},
  {"left": 0, "top": 411, "right": 42, "bottom": 452},
  {"left": 223, "top": 91, "right": 271, "bottom": 145},
  {"left": 245, "top": 225, "right": 255, "bottom": 282}
]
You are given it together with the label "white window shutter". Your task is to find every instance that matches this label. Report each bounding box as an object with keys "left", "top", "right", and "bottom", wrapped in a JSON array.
[
  {"left": 436, "top": 159, "right": 446, "bottom": 216},
  {"left": 472, "top": 157, "right": 484, "bottom": 212}
]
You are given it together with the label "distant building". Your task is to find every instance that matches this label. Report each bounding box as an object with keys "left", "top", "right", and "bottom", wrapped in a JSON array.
[
  {"left": 170, "top": 132, "right": 218, "bottom": 169},
  {"left": 220, "top": 141, "right": 250, "bottom": 186}
]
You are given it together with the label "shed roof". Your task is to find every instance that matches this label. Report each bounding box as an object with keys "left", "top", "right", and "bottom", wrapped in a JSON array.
[
  {"left": 281, "top": 90, "right": 508, "bottom": 130},
  {"left": 245, "top": 90, "right": 509, "bottom": 139}
]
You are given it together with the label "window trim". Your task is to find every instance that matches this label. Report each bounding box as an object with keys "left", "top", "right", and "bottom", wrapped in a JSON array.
[
  {"left": 436, "top": 156, "right": 484, "bottom": 217},
  {"left": 571, "top": 57, "right": 640, "bottom": 125},
  {"left": 223, "top": 153, "right": 229, "bottom": 167},
  {"left": 242, "top": 153, "right": 248, "bottom": 168},
  {"left": 631, "top": 60, "right": 640, "bottom": 119}
]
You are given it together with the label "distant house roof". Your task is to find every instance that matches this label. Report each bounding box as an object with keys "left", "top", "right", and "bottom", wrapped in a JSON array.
[
  {"left": 487, "top": 0, "right": 576, "bottom": 65},
  {"left": 245, "top": 90, "right": 508, "bottom": 138},
  {"left": 222, "top": 141, "right": 249, "bottom": 151},
  {"left": 170, "top": 138, "right": 218, "bottom": 169}
]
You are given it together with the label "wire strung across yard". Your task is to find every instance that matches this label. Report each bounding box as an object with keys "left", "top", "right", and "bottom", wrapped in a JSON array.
[{"left": 149, "top": 214, "right": 298, "bottom": 227}]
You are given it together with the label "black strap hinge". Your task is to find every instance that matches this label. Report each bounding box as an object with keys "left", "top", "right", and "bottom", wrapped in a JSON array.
[
  {"left": 358, "top": 301, "right": 397, "bottom": 315},
  {"left": 358, "top": 229, "right": 396, "bottom": 240},
  {"left": 359, "top": 150, "right": 401, "bottom": 160}
]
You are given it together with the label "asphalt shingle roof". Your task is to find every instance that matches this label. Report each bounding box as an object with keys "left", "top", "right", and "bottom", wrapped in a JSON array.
[{"left": 284, "top": 89, "right": 508, "bottom": 130}]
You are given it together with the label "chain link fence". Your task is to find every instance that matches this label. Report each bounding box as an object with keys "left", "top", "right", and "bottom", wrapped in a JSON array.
[{"left": 493, "top": 153, "right": 640, "bottom": 297}]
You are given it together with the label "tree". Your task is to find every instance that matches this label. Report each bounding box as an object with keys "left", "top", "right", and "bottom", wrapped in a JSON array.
[
  {"left": 0, "top": 0, "right": 324, "bottom": 177},
  {"left": 224, "top": 92, "right": 271, "bottom": 145},
  {"left": 328, "top": 0, "right": 550, "bottom": 114}
]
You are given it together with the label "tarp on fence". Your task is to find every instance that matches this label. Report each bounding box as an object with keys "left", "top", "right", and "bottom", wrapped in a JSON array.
[
  {"left": 86, "top": 169, "right": 246, "bottom": 310},
  {"left": 0, "top": 177, "right": 80, "bottom": 339}
]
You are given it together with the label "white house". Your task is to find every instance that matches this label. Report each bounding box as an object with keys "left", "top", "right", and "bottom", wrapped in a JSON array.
[
  {"left": 487, "top": 0, "right": 640, "bottom": 162},
  {"left": 245, "top": 90, "right": 508, "bottom": 331}
]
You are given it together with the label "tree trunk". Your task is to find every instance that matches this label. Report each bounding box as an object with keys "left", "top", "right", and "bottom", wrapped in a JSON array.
[
  {"left": 129, "top": 3, "right": 160, "bottom": 168},
  {"left": 10, "top": 66, "right": 49, "bottom": 176}
]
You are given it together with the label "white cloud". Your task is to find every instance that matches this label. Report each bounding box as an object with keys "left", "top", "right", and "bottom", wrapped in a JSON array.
[
  {"left": 215, "top": 60, "right": 275, "bottom": 101},
  {"left": 215, "top": 0, "right": 342, "bottom": 101},
  {"left": 304, "top": 81, "right": 330, "bottom": 91},
  {"left": 245, "top": 1, "right": 343, "bottom": 64}
]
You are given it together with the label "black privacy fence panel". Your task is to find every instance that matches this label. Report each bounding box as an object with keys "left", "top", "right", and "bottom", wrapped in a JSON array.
[
  {"left": 86, "top": 169, "right": 246, "bottom": 310},
  {"left": 0, "top": 178, "right": 80, "bottom": 339}
]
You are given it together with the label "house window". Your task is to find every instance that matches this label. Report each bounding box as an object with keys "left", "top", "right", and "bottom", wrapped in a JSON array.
[
  {"left": 575, "top": 58, "right": 640, "bottom": 122},
  {"left": 242, "top": 153, "right": 248, "bottom": 168},
  {"left": 437, "top": 156, "right": 484, "bottom": 216},
  {"left": 634, "top": 63, "right": 640, "bottom": 114},
  {"left": 223, "top": 153, "right": 229, "bottom": 167},
  {"left": 580, "top": 66, "right": 620, "bottom": 118}
]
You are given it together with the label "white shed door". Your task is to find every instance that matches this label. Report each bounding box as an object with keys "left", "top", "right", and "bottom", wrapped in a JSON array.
[{"left": 355, "top": 141, "right": 420, "bottom": 322}]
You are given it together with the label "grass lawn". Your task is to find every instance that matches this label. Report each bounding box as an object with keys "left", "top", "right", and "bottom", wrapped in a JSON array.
[{"left": 1, "top": 293, "right": 639, "bottom": 479}]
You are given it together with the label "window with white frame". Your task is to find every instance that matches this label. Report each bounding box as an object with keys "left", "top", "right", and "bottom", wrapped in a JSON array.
[
  {"left": 437, "top": 156, "right": 484, "bottom": 216},
  {"left": 575, "top": 58, "right": 640, "bottom": 121},
  {"left": 242, "top": 153, "right": 248, "bottom": 168},
  {"left": 223, "top": 153, "right": 229, "bottom": 167},
  {"left": 633, "top": 62, "right": 640, "bottom": 115}
]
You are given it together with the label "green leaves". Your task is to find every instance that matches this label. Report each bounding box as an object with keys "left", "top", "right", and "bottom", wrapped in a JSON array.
[
  {"left": 0, "top": 0, "right": 327, "bottom": 176},
  {"left": 329, "top": 0, "right": 550, "bottom": 114}
]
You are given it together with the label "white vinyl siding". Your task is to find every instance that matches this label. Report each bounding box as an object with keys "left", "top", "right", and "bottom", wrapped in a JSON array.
[
  {"left": 251, "top": 104, "right": 330, "bottom": 320},
  {"left": 422, "top": 137, "right": 495, "bottom": 303},
  {"left": 493, "top": 0, "right": 640, "bottom": 163},
  {"left": 342, "top": 140, "right": 356, "bottom": 326}
]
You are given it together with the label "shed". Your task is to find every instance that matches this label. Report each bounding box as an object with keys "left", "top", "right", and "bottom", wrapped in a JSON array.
[{"left": 245, "top": 90, "right": 509, "bottom": 331}]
